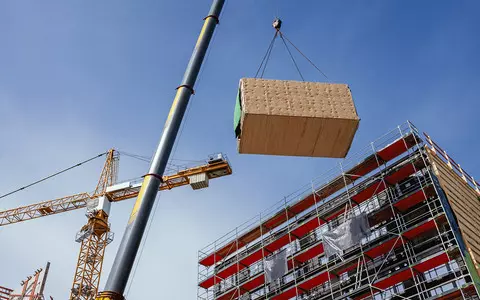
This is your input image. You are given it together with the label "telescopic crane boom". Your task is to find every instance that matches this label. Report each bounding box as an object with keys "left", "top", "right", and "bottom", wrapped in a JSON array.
[{"left": 97, "top": 1, "right": 225, "bottom": 299}]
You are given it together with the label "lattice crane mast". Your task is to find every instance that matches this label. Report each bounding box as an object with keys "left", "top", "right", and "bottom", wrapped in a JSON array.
[{"left": 0, "top": 150, "right": 232, "bottom": 300}]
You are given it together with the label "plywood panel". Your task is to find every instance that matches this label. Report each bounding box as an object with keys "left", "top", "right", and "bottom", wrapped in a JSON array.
[
  {"left": 295, "top": 117, "right": 323, "bottom": 156},
  {"left": 237, "top": 78, "right": 360, "bottom": 158}
]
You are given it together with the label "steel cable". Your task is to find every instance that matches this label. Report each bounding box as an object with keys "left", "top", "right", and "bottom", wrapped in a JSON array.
[
  {"left": 255, "top": 31, "right": 278, "bottom": 78},
  {"left": 0, "top": 152, "right": 108, "bottom": 200},
  {"left": 279, "top": 32, "right": 305, "bottom": 81},
  {"left": 279, "top": 31, "right": 329, "bottom": 81}
]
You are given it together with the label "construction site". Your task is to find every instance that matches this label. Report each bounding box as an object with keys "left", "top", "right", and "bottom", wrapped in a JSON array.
[
  {"left": 197, "top": 122, "right": 480, "bottom": 300},
  {"left": 1, "top": 1, "right": 479, "bottom": 300}
]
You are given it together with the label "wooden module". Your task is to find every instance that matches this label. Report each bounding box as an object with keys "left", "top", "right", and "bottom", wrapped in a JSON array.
[{"left": 235, "top": 78, "right": 360, "bottom": 158}]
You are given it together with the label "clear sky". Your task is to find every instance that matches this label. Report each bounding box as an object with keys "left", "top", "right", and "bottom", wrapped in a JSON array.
[{"left": 0, "top": 0, "right": 479, "bottom": 299}]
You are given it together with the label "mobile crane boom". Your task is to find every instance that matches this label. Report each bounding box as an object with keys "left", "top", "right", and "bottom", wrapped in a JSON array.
[{"left": 97, "top": 1, "right": 225, "bottom": 299}]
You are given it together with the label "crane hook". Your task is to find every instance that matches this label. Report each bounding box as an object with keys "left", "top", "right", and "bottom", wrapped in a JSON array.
[{"left": 272, "top": 18, "right": 282, "bottom": 31}]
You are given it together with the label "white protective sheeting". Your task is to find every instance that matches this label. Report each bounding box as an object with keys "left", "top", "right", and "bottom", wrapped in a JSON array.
[
  {"left": 323, "top": 212, "right": 370, "bottom": 259},
  {"left": 264, "top": 250, "right": 287, "bottom": 283}
]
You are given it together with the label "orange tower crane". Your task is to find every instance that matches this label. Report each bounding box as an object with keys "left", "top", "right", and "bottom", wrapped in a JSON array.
[{"left": 0, "top": 150, "right": 232, "bottom": 300}]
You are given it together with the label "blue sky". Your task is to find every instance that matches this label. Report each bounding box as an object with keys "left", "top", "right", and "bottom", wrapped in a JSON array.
[{"left": 0, "top": 0, "right": 479, "bottom": 299}]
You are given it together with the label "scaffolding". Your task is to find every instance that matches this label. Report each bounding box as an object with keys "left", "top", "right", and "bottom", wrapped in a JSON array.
[{"left": 198, "top": 121, "right": 480, "bottom": 300}]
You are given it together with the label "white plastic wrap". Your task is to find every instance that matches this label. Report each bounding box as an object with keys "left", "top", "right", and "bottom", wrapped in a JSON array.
[
  {"left": 264, "top": 250, "right": 287, "bottom": 283},
  {"left": 323, "top": 212, "right": 370, "bottom": 259}
]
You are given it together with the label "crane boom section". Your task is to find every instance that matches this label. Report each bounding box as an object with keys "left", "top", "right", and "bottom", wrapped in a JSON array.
[
  {"left": 0, "top": 157, "right": 231, "bottom": 226},
  {"left": 107, "top": 159, "right": 232, "bottom": 201},
  {"left": 0, "top": 193, "right": 91, "bottom": 226}
]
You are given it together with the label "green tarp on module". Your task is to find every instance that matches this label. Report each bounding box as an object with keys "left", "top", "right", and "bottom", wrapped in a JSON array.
[{"left": 234, "top": 88, "right": 242, "bottom": 138}]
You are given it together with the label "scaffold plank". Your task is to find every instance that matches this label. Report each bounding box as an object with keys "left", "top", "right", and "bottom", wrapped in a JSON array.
[
  {"left": 298, "top": 271, "right": 331, "bottom": 290},
  {"left": 346, "top": 155, "right": 382, "bottom": 179},
  {"left": 403, "top": 218, "right": 437, "bottom": 240},
  {"left": 414, "top": 252, "right": 450, "bottom": 272},
  {"left": 365, "top": 237, "right": 403, "bottom": 258},
  {"left": 265, "top": 235, "right": 292, "bottom": 253},
  {"left": 294, "top": 244, "right": 325, "bottom": 265},
  {"left": 240, "top": 249, "right": 263, "bottom": 266},
  {"left": 393, "top": 185, "right": 432, "bottom": 212},
  {"left": 373, "top": 268, "right": 412, "bottom": 290},
  {"left": 333, "top": 259, "right": 361, "bottom": 275},
  {"left": 198, "top": 277, "right": 215, "bottom": 289},
  {"left": 376, "top": 134, "right": 417, "bottom": 161},
  {"left": 291, "top": 218, "right": 323, "bottom": 237},
  {"left": 242, "top": 273, "right": 265, "bottom": 290},
  {"left": 435, "top": 289, "right": 461, "bottom": 300},
  {"left": 351, "top": 181, "right": 387, "bottom": 203},
  {"left": 289, "top": 194, "right": 316, "bottom": 214},
  {"left": 216, "top": 264, "right": 246, "bottom": 285},
  {"left": 384, "top": 163, "right": 415, "bottom": 184},
  {"left": 373, "top": 252, "right": 451, "bottom": 291}
]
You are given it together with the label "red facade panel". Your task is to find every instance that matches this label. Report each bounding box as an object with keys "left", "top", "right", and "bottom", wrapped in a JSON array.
[
  {"left": 365, "top": 237, "right": 403, "bottom": 258},
  {"left": 373, "top": 269, "right": 412, "bottom": 290},
  {"left": 394, "top": 189, "right": 428, "bottom": 212}
]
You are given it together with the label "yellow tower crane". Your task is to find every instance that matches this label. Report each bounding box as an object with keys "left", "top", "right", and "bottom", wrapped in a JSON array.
[{"left": 0, "top": 149, "right": 232, "bottom": 300}]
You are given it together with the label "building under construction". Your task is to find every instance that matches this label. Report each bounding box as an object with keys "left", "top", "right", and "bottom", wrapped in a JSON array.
[{"left": 198, "top": 122, "right": 480, "bottom": 300}]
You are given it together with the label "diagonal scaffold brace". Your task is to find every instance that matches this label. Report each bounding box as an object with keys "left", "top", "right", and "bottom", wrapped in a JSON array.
[{"left": 95, "top": 1, "right": 226, "bottom": 299}]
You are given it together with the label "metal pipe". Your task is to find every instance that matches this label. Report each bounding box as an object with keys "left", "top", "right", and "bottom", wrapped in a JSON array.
[{"left": 97, "top": 1, "right": 225, "bottom": 298}]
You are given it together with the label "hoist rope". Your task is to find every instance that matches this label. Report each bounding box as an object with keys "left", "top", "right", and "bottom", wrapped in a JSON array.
[
  {"left": 261, "top": 33, "right": 277, "bottom": 78},
  {"left": 0, "top": 152, "right": 108, "bottom": 200},
  {"left": 254, "top": 19, "right": 329, "bottom": 81},
  {"left": 279, "top": 31, "right": 329, "bottom": 81},
  {"left": 119, "top": 151, "right": 204, "bottom": 165},
  {"left": 279, "top": 32, "right": 305, "bottom": 81},
  {"left": 118, "top": 151, "right": 151, "bottom": 163},
  {"left": 118, "top": 151, "right": 183, "bottom": 174},
  {"left": 255, "top": 31, "right": 278, "bottom": 78}
]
